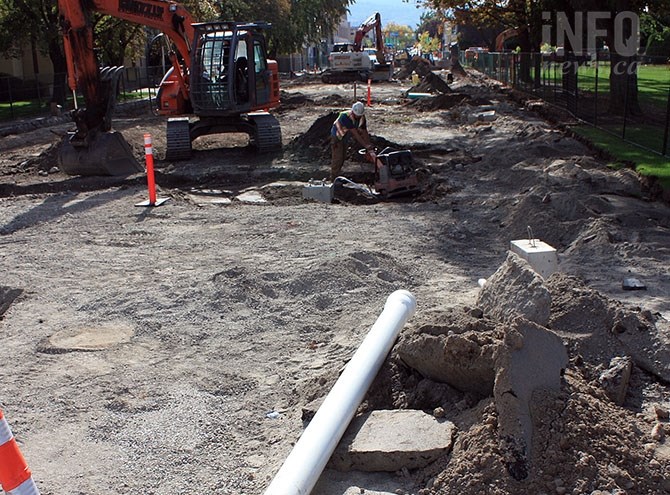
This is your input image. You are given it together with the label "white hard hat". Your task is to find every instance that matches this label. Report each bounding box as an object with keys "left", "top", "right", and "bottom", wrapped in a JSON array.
[{"left": 352, "top": 101, "right": 365, "bottom": 116}]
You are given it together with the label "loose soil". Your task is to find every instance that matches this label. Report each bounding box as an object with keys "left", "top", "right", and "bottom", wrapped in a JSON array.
[{"left": 0, "top": 69, "right": 668, "bottom": 495}]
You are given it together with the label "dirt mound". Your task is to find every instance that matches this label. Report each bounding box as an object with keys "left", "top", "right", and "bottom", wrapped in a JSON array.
[
  {"left": 287, "top": 111, "right": 338, "bottom": 159},
  {"left": 408, "top": 93, "right": 470, "bottom": 111},
  {"left": 287, "top": 111, "right": 406, "bottom": 164},
  {"left": 278, "top": 91, "right": 312, "bottom": 111},
  {"left": 395, "top": 56, "right": 435, "bottom": 80},
  {"left": 316, "top": 94, "right": 351, "bottom": 107},
  {"left": 425, "top": 369, "right": 665, "bottom": 495},
  {"left": 406, "top": 72, "right": 452, "bottom": 95},
  {"left": 362, "top": 268, "right": 670, "bottom": 495}
]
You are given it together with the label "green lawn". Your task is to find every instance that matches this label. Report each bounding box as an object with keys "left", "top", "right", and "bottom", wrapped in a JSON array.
[
  {"left": 0, "top": 100, "right": 47, "bottom": 120},
  {"left": 538, "top": 63, "right": 669, "bottom": 100},
  {"left": 571, "top": 124, "right": 670, "bottom": 188},
  {"left": 576, "top": 63, "right": 670, "bottom": 108}
]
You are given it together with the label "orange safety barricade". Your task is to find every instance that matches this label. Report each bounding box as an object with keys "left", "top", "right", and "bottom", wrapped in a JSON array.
[{"left": 0, "top": 410, "right": 40, "bottom": 495}]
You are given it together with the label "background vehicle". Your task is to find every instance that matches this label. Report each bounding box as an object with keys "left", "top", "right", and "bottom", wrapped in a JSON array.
[
  {"left": 58, "top": 0, "right": 281, "bottom": 176},
  {"left": 321, "top": 12, "right": 392, "bottom": 84}
]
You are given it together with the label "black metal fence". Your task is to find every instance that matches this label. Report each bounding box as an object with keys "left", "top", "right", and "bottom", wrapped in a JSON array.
[
  {"left": 0, "top": 66, "right": 164, "bottom": 122},
  {"left": 461, "top": 51, "right": 670, "bottom": 157}
]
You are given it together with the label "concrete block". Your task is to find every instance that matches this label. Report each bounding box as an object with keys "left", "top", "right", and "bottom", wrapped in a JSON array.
[
  {"left": 330, "top": 409, "right": 456, "bottom": 472},
  {"left": 510, "top": 238, "right": 558, "bottom": 279},
  {"left": 302, "top": 181, "right": 333, "bottom": 203}
]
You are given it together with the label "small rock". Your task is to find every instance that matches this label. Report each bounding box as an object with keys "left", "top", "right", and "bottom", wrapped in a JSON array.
[
  {"left": 651, "top": 423, "right": 665, "bottom": 441},
  {"left": 49, "top": 166, "right": 59, "bottom": 174},
  {"left": 433, "top": 406, "right": 445, "bottom": 418},
  {"left": 598, "top": 356, "right": 632, "bottom": 405},
  {"left": 622, "top": 277, "right": 646, "bottom": 290},
  {"left": 654, "top": 405, "right": 669, "bottom": 420},
  {"left": 38, "top": 170, "right": 48, "bottom": 176},
  {"left": 555, "top": 487, "right": 566, "bottom": 495},
  {"left": 468, "top": 307, "right": 483, "bottom": 318}
]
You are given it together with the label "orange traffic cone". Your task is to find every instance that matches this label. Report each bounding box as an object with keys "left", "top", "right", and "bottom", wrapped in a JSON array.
[{"left": 0, "top": 410, "right": 40, "bottom": 495}]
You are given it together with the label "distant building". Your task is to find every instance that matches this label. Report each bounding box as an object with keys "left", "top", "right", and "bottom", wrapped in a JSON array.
[{"left": 0, "top": 43, "right": 51, "bottom": 80}]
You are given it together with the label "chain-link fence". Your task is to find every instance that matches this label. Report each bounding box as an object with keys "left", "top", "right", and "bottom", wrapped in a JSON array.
[
  {"left": 0, "top": 66, "right": 162, "bottom": 122},
  {"left": 461, "top": 51, "right": 670, "bottom": 157}
]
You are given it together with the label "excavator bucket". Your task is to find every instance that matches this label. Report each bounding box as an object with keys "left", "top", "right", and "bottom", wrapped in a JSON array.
[{"left": 58, "top": 131, "right": 143, "bottom": 177}]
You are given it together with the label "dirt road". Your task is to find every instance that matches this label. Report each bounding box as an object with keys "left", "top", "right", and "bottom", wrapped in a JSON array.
[{"left": 1, "top": 71, "right": 668, "bottom": 494}]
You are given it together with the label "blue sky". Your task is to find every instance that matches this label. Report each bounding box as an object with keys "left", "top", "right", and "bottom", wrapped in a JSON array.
[{"left": 348, "top": 0, "right": 430, "bottom": 29}]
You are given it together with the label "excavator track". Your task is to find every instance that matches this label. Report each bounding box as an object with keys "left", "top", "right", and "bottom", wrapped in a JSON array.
[
  {"left": 249, "top": 113, "right": 282, "bottom": 152},
  {"left": 165, "top": 117, "right": 192, "bottom": 161}
]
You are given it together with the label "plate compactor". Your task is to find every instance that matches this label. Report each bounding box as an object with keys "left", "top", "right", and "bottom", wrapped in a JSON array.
[{"left": 368, "top": 147, "right": 419, "bottom": 198}]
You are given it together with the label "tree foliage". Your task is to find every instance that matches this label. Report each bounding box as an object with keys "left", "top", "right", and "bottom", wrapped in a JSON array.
[
  {"left": 416, "top": 10, "right": 443, "bottom": 39},
  {"left": 218, "top": 0, "right": 353, "bottom": 57},
  {"left": 382, "top": 22, "right": 415, "bottom": 50},
  {"left": 0, "top": 0, "right": 60, "bottom": 60},
  {"left": 417, "top": 30, "right": 441, "bottom": 53}
]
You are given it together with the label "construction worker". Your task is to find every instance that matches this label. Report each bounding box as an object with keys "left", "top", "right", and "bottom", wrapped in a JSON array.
[{"left": 330, "top": 101, "right": 374, "bottom": 181}]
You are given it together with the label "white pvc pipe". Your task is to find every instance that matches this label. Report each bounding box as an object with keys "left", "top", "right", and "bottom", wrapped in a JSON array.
[{"left": 264, "top": 290, "right": 417, "bottom": 495}]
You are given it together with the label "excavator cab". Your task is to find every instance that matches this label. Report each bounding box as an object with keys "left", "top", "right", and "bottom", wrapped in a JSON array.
[
  {"left": 164, "top": 22, "right": 281, "bottom": 160},
  {"left": 190, "top": 22, "right": 274, "bottom": 115}
]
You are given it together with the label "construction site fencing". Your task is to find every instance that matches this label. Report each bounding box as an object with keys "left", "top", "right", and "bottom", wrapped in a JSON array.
[
  {"left": 460, "top": 51, "right": 670, "bottom": 158},
  {"left": 0, "top": 66, "right": 164, "bottom": 122}
]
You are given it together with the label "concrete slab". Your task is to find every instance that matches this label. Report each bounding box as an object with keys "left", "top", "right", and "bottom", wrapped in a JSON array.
[
  {"left": 494, "top": 318, "right": 568, "bottom": 480},
  {"left": 330, "top": 409, "right": 456, "bottom": 472}
]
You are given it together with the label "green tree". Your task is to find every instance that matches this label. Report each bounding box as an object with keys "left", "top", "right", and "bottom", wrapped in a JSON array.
[
  {"left": 417, "top": 30, "right": 441, "bottom": 54},
  {"left": 416, "top": 10, "right": 442, "bottom": 39},
  {"left": 218, "top": 0, "right": 353, "bottom": 57},
  {"left": 383, "top": 22, "right": 415, "bottom": 50},
  {"left": 640, "top": 10, "right": 670, "bottom": 56},
  {"left": 95, "top": 0, "right": 218, "bottom": 66}
]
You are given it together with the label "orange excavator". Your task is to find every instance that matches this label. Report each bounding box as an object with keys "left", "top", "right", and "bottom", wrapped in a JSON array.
[
  {"left": 321, "top": 12, "right": 391, "bottom": 84},
  {"left": 57, "top": 0, "right": 281, "bottom": 176}
]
